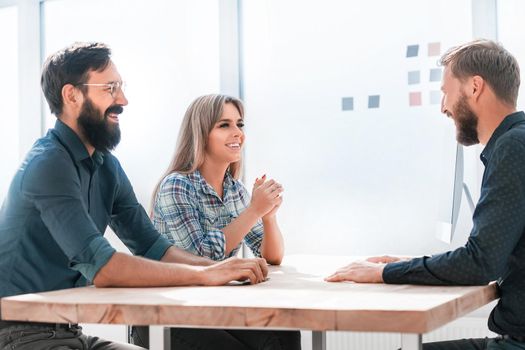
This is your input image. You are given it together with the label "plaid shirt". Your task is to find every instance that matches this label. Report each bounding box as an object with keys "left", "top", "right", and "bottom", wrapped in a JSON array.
[{"left": 152, "top": 170, "right": 263, "bottom": 260}]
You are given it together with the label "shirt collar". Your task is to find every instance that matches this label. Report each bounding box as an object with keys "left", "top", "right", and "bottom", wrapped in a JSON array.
[
  {"left": 191, "top": 169, "right": 237, "bottom": 198},
  {"left": 51, "top": 119, "right": 105, "bottom": 166},
  {"left": 480, "top": 111, "right": 525, "bottom": 165}
]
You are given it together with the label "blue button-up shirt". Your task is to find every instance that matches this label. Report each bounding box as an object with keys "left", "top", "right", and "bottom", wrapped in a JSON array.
[
  {"left": 384, "top": 111, "right": 525, "bottom": 337},
  {"left": 0, "top": 120, "right": 172, "bottom": 298}
]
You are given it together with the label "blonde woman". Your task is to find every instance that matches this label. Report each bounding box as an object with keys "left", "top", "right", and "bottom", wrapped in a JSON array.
[
  {"left": 153, "top": 94, "right": 285, "bottom": 263},
  {"left": 132, "top": 94, "right": 300, "bottom": 349}
]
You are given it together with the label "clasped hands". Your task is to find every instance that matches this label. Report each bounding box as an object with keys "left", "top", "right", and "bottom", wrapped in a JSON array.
[{"left": 250, "top": 174, "right": 283, "bottom": 219}]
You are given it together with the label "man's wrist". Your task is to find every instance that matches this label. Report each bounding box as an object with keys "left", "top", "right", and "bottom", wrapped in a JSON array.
[
  {"left": 377, "top": 264, "right": 385, "bottom": 283},
  {"left": 191, "top": 266, "right": 207, "bottom": 285}
]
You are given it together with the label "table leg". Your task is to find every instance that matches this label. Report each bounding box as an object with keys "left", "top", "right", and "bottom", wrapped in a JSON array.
[
  {"left": 312, "top": 331, "right": 326, "bottom": 350},
  {"left": 401, "top": 333, "right": 422, "bottom": 350},
  {"left": 149, "top": 326, "right": 171, "bottom": 350},
  {"left": 126, "top": 325, "right": 132, "bottom": 344}
]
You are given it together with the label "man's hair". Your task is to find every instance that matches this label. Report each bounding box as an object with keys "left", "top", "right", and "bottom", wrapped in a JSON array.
[
  {"left": 439, "top": 39, "right": 520, "bottom": 107},
  {"left": 41, "top": 42, "right": 112, "bottom": 116}
]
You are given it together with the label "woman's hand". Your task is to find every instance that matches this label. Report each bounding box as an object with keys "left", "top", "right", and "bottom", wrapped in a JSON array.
[
  {"left": 263, "top": 196, "right": 282, "bottom": 220},
  {"left": 250, "top": 175, "right": 283, "bottom": 217}
]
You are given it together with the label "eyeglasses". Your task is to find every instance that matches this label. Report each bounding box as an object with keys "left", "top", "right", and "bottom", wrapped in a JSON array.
[{"left": 80, "top": 81, "right": 126, "bottom": 98}]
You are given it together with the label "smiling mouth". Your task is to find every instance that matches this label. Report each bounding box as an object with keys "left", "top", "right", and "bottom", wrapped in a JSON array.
[
  {"left": 107, "top": 113, "right": 120, "bottom": 122},
  {"left": 105, "top": 105, "right": 124, "bottom": 123},
  {"left": 226, "top": 143, "right": 241, "bottom": 150}
]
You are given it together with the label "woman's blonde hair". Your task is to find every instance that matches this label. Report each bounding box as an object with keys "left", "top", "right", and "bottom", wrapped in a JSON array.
[{"left": 150, "top": 94, "right": 245, "bottom": 213}]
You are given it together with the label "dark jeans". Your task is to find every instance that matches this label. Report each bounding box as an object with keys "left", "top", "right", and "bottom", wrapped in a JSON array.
[
  {"left": 0, "top": 322, "right": 145, "bottom": 350},
  {"left": 422, "top": 337, "right": 525, "bottom": 350},
  {"left": 132, "top": 326, "right": 301, "bottom": 350}
]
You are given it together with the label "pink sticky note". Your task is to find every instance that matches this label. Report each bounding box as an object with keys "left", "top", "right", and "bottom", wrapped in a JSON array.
[
  {"left": 428, "top": 42, "right": 441, "bottom": 56},
  {"left": 409, "top": 92, "right": 422, "bottom": 106}
]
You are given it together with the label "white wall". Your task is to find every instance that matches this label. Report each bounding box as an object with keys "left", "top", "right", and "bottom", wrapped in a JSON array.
[
  {"left": 498, "top": 0, "right": 525, "bottom": 111},
  {"left": 241, "top": 0, "right": 475, "bottom": 256}
]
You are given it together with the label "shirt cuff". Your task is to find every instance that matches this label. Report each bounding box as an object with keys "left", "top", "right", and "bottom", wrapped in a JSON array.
[
  {"left": 383, "top": 256, "right": 442, "bottom": 285},
  {"left": 143, "top": 235, "right": 173, "bottom": 261},
  {"left": 70, "top": 236, "right": 116, "bottom": 282},
  {"left": 383, "top": 260, "right": 411, "bottom": 284}
]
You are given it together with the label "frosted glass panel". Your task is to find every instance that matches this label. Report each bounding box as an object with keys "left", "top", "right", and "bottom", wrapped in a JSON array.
[
  {"left": 43, "top": 0, "right": 221, "bottom": 208},
  {"left": 242, "top": 0, "right": 472, "bottom": 255},
  {"left": 0, "top": 6, "right": 18, "bottom": 203},
  {"left": 497, "top": 0, "right": 525, "bottom": 110}
]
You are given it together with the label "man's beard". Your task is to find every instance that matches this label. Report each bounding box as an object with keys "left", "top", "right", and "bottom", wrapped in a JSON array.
[
  {"left": 77, "top": 97, "right": 123, "bottom": 152},
  {"left": 452, "top": 93, "right": 479, "bottom": 146}
]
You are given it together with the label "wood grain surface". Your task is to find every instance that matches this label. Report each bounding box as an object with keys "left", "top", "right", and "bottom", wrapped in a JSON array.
[{"left": 1, "top": 255, "right": 498, "bottom": 333}]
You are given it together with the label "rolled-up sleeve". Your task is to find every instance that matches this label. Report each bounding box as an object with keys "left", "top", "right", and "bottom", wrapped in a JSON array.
[
  {"left": 156, "top": 175, "right": 226, "bottom": 260},
  {"left": 68, "top": 237, "right": 116, "bottom": 282},
  {"left": 21, "top": 150, "right": 116, "bottom": 282}
]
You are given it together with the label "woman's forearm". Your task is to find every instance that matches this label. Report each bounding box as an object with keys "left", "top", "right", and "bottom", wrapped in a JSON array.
[
  {"left": 222, "top": 207, "right": 260, "bottom": 255},
  {"left": 260, "top": 216, "right": 284, "bottom": 265}
]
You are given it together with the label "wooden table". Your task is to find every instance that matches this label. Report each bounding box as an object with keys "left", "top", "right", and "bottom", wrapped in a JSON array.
[{"left": 1, "top": 255, "right": 498, "bottom": 350}]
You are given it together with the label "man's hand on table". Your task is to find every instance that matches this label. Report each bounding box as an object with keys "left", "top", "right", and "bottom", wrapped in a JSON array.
[
  {"left": 325, "top": 255, "right": 413, "bottom": 283},
  {"left": 324, "top": 260, "right": 385, "bottom": 283},
  {"left": 366, "top": 255, "right": 411, "bottom": 264},
  {"left": 197, "top": 257, "right": 269, "bottom": 286}
]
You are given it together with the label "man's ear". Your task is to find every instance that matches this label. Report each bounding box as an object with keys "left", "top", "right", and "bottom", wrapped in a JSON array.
[
  {"left": 471, "top": 75, "right": 485, "bottom": 102},
  {"left": 61, "top": 84, "right": 82, "bottom": 108}
]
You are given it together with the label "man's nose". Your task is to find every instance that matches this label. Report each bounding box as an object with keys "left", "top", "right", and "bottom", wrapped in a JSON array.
[{"left": 115, "top": 89, "right": 128, "bottom": 106}]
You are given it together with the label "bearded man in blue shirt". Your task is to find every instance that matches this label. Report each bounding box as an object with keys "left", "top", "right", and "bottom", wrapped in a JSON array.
[
  {"left": 0, "top": 42, "right": 268, "bottom": 350},
  {"left": 327, "top": 39, "right": 525, "bottom": 350}
]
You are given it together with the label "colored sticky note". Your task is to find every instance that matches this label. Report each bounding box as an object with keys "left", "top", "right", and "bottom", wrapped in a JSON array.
[
  {"left": 409, "top": 92, "right": 422, "bottom": 106},
  {"left": 430, "top": 68, "right": 442, "bottom": 82},
  {"left": 406, "top": 45, "right": 419, "bottom": 57},
  {"left": 342, "top": 97, "right": 354, "bottom": 111},
  {"left": 368, "top": 95, "right": 380, "bottom": 108},
  {"left": 430, "top": 90, "right": 442, "bottom": 105},
  {"left": 428, "top": 42, "right": 441, "bottom": 56},
  {"left": 408, "top": 71, "right": 420, "bottom": 85}
]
